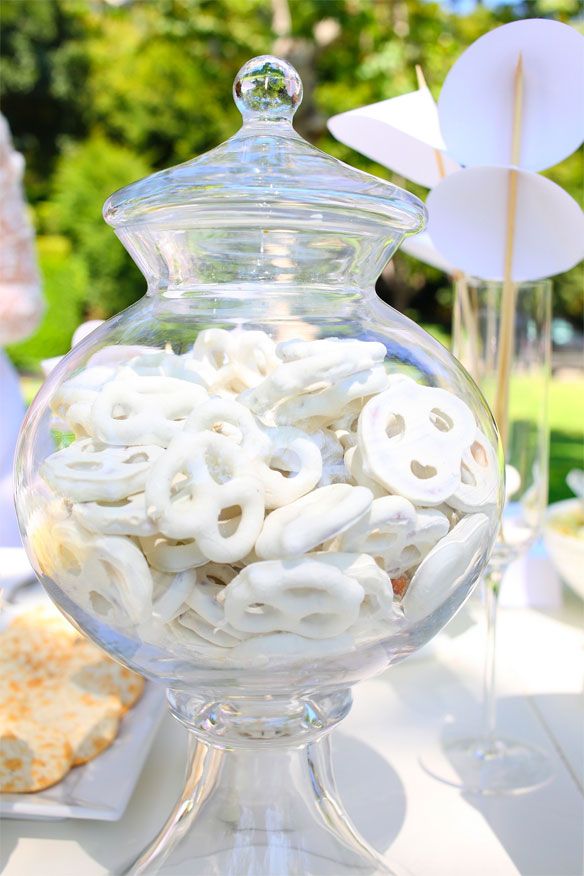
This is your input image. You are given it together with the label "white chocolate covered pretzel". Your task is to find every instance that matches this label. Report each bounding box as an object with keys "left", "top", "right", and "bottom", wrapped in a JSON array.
[
  {"left": 344, "top": 446, "right": 386, "bottom": 498},
  {"left": 239, "top": 337, "right": 386, "bottom": 417},
  {"left": 184, "top": 564, "right": 244, "bottom": 634},
  {"left": 273, "top": 367, "right": 388, "bottom": 426},
  {"left": 184, "top": 397, "right": 271, "bottom": 459},
  {"left": 189, "top": 328, "right": 279, "bottom": 394},
  {"left": 358, "top": 376, "right": 476, "bottom": 505},
  {"left": 311, "top": 551, "right": 396, "bottom": 626},
  {"left": 49, "top": 520, "right": 153, "bottom": 627},
  {"left": 335, "top": 496, "right": 417, "bottom": 557},
  {"left": 145, "top": 431, "right": 265, "bottom": 562},
  {"left": 140, "top": 534, "right": 207, "bottom": 572},
  {"left": 125, "top": 349, "right": 212, "bottom": 389},
  {"left": 175, "top": 564, "right": 249, "bottom": 647},
  {"left": 72, "top": 492, "right": 158, "bottom": 537},
  {"left": 42, "top": 439, "right": 164, "bottom": 502},
  {"left": 92, "top": 375, "right": 207, "bottom": 447},
  {"left": 448, "top": 429, "right": 500, "bottom": 512},
  {"left": 307, "top": 429, "right": 347, "bottom": 487},
  {"left": 152, "top": 569, "right": 197, "bottom": 622},
  {"left": 220, "top": 329, "right": 280, "bottom": 392},
  {"left": 220, "top": 556, "right": 364, "bottom": 638},
  {"left": 50, "top": 366, "right": 117, "bottom": 437},
  {"left": 172, "top": 611, "right": 243, "bottom": 648},
  {"left": 401, "top": 513, "right": 490, "bottom": 622},
  {"left": 255, "top": 483, "right": 373, "bottom": 559},
  {"left": 256, "top": 425, "right": 323, "bottom": 508},
  {"left": 387, "top": 507, "right": 450, "bottom": 577}
]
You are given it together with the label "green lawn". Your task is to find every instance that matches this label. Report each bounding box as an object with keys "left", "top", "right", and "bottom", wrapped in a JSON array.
[
  {"left": 541, "top": 376, "right": 583, "bottom": 503},
  {"left": 20, "top": 366, "right": 582, "bottom": 505}
]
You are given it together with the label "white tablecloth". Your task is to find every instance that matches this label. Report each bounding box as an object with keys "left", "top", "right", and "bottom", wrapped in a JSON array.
[{"left": 1, "top": 593, "right": 582, "bottom": 876}]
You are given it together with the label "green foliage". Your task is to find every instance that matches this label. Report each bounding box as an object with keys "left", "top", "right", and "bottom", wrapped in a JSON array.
[
  {"left": 6, "top": 236, "right": 88, "bottom": 370},
  {"left": 0, "top": 0, "right": 90, "bottom": 200},
  {"left": 43, "top": 135, "right": 151, "bottom": 315},
  {"left": 83, "top": 0, "right": 271, "bottom": 166}
]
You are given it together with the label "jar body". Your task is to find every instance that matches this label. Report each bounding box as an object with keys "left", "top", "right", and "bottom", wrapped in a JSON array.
[{"left": 15, "top": 282, "right": 502, "bottom": 700}]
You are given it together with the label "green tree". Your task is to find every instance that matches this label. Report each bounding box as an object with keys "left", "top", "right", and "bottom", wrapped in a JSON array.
[
  {"left": 6, "top": 236, "right": 88, "bottom": 369},
  {"left": 0, "top": 0, "right": 91, "bottom": 200},
  {"left": 43, "top": 135, "right": 151, "bottom": 315}
]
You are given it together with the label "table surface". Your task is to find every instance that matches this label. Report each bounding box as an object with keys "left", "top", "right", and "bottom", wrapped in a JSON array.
[{"left": 1, "top": 592, "right": 583, "bottom": 876}]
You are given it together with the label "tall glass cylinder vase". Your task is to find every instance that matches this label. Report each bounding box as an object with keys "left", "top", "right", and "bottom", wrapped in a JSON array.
[{"left": 432, "top": 277, "right": 552, "bottom": 795}]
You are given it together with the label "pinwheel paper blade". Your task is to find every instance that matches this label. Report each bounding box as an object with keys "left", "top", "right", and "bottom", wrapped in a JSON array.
[
  {"left": 328, "top": 88, "right": 459, "bottom": 188},
  {"left": 427, "top": 166, "right": 584, "bottom": 282},
  {"left": 401, "top": 231, "right": 454, "bottom": 274},
  {"left": 439, "top": 19, "right": 584, "bottom": 172}
]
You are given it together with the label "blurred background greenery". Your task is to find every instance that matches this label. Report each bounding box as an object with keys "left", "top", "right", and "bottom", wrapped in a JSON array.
[{"left": 2, "top": 0, "right": 582, "bottom": 500}]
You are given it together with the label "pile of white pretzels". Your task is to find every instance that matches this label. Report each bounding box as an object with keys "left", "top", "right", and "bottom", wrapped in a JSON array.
[{"left": 35, "top": 329, "right": 499, "bottom": 663}]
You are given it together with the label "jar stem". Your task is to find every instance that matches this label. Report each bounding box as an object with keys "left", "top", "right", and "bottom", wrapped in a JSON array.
[
  {"left": 481, "top": 567, "right": 503, "bottom": 754},
  {"left": 121, "top": 691, "right": 395, "bottom": 875}
]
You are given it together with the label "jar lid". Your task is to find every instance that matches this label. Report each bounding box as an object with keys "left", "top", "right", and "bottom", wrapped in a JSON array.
[{"left": 103, "top": 56, "right": 425, "bottom": 235}]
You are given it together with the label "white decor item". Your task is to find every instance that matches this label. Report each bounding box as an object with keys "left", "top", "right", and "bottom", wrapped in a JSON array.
[
  {"left": 438, "top": 19, "right": 584, "bottom": 172},
  {"left": 427, "top": 165, "right": 584, "bottom": 282},
  {"left": 328, "top": 77, "right": 459, "bottom": 188}
]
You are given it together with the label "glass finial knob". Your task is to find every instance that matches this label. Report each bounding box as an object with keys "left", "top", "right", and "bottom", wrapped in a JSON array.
[{"left": 233, "top": 55, "right": 303, "bottom": 122}]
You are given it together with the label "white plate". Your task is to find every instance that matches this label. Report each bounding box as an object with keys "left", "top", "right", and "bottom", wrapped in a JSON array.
[{"left": 0, "top": 595, "right": 167, "bottom": 821}]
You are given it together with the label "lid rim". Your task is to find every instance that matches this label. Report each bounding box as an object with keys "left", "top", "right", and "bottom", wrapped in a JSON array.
[{"left": 105, "top": 195, "right": 426, "bottom": 235}]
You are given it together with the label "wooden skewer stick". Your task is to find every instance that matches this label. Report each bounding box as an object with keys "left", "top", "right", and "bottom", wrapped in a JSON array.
[
  {"left": 415, "top": 64, "right": 479, "bottom": 377},
  {"left": 414, "top": 64, "right": 426, "bottom": 90},
  {"left": 493, "top": 53, "right": 524, "bottom": 451}
]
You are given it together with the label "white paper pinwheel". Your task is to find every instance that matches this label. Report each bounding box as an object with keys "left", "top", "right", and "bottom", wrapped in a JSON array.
[
  {"left": 328, "top": 19, "right": 584, "bottom": 284},
  {"left": 428, "top": 18, "right": 584, "bottom": 283},
  {"left": 328, "top": 18, "right": 584, "bottom": 446},
  {"left": 328, "top": 72, "right": 459, "bottom": 189}
]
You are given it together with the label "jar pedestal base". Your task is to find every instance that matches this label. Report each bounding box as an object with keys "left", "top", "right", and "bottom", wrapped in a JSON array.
[{"left": 121, "top": 690, "right": 396, "bottom": 875}]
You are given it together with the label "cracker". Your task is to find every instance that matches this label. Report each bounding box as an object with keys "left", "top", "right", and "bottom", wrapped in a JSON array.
[
  {"left": 34, "top": 683, "right": 123, "bottom": 766},
  {"left": 68, "top": 648, "right": 145, "bottom": 711},
  {"left": 0, "top": 604, "right": 146, "bottom": 791},
  {"left": 0, "top": 719, "right": 73, "bottom": 793}
]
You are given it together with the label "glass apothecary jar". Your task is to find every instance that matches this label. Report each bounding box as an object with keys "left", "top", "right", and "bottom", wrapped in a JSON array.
[{"left": 15, "top": 57, "right": 503, "bottom": 875}]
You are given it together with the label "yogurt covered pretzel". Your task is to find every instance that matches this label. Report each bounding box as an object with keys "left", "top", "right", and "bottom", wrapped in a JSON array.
[
  {"left": 145, "top": 431, "right": 265, "bottom": 562},
  {"left": 239, "top": 337, "right": 386, "bottom": 418},
  {"left": 124, "top": 349, "right": 212, "bottom": 389},
  {"left": 152, "top": 569, "right": 197, "bottom": 622},
  {"left": 273, "top": 368, "right": 388, "bottom": 427},
  {"left": 48, "top": 520, "right": 153, "bottom": 627},
  {"left": 256, "top": 425, "right": 323, "bottom": 507},
  {"left": 448, "top": 429, "right": 500, "bottom": 512},
  {"left": 358, "top": 375, "right": 476, "bottom": 505},
  {"left": 50, "top": 365, "right": 116, "bottom": 437},
  {"left": 190, "top": 328, "right": 279, "bottom": 394},
  {"left": 184, "top": 397, "right": 271, "bottom": 459},
  {"left": 42, "top": 439, "right": 164, "bottom": 502},
  {"left": 72, "top": 492, "right": 158, "bottom": 537},
  {"left": 402, "top": 513, "right": 490, "bottom": 622},
  {"left": 255, "top": 483, "right": 373, "bottom": 559},
  {"left": 310, "top": 552, "right": 400, "bottom": 637},
  {"left": 387, "top": 507, "right": 450, "bottom": 577},
  {"left": 92, "top": 375, "right": 207, "bottom": 447},
  {"left": 335, "top": 495, "right": 417, "bottom": 558},
  {"left": 220, "top": 555, "right": 365, "bottom": 638},
  {"left": 140, "top": 534, "right": 207, "bottom": 572}
]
